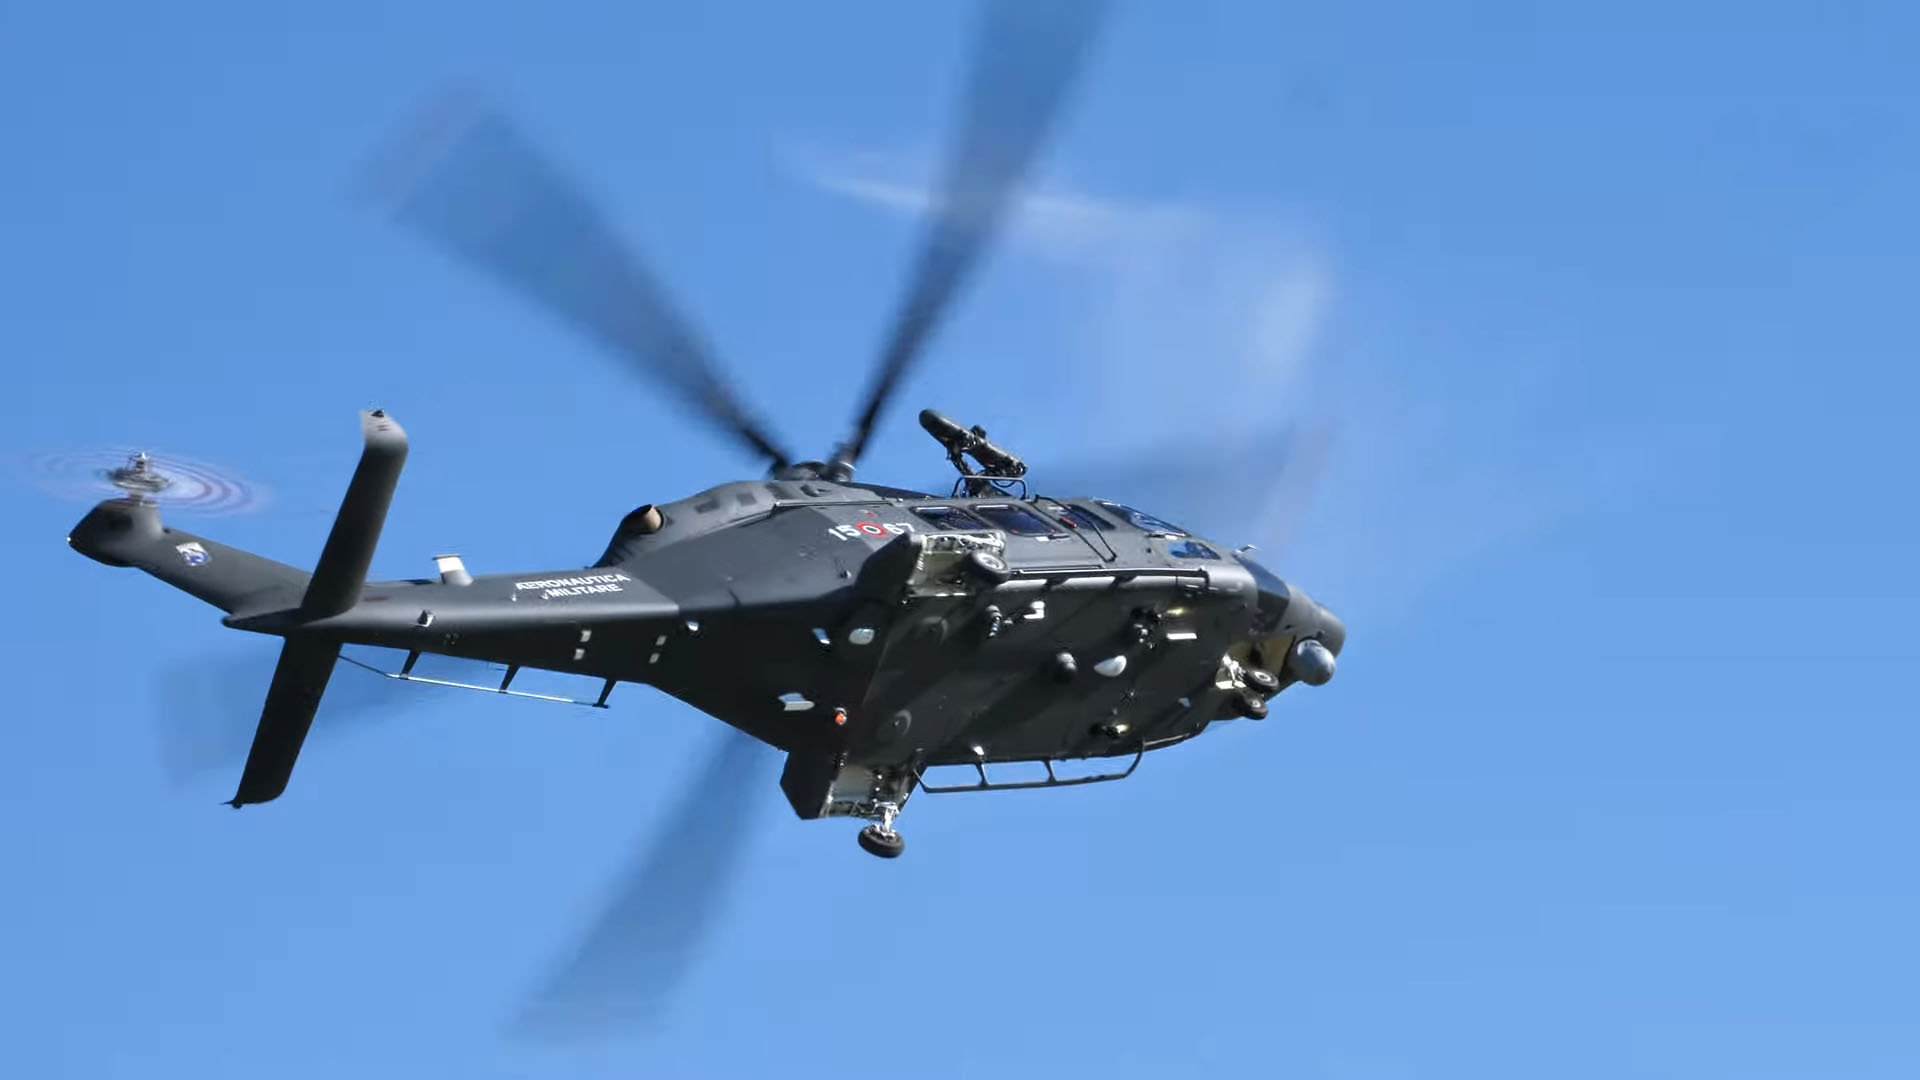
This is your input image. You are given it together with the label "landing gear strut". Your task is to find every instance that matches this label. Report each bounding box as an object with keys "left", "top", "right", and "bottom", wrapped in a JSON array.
[
  {"left": 857, "top": 802, "right": 905, "bottom": 858},
  {"left": 834, "top": 765, "right": 915, "bottom": 859}
]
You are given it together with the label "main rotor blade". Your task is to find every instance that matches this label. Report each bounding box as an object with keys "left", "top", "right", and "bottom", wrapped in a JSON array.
[
  {"left": 1036, "top": 423, "right": 1337, "bottom": 560},
  {"left": 361, "top": 92, "right": 794, "bottom": 470},
  {"left": 512, "top": 723, "right": 774, "bottom": 1039},
  {"left": 834, "top": 0, "right": 1114, "bottom": 470}
]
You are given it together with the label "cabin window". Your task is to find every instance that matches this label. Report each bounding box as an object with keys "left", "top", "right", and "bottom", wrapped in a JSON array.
[
  {"left": 972, "top": 503, "right": 1059, "bottom": 536},
  {"left": 1167, "top": 538, "right": 1221, "bottom": 560},
  {"left": 1053, "top": 504, "right": 1115, "bottom": 531},
  {"left": 912, "top": 505, "right": 987, "bottom": 531},
  {"left": 1095, "top": 500, "right": 1189, "bottom": 536}
]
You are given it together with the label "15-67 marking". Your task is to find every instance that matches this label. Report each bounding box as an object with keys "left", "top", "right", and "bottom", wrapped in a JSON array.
[{"left": 827, "top": 521, "right": 915, "bottom": 542}]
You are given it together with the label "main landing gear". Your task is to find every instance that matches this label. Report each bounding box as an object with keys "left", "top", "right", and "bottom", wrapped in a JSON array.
[
  {"left": 857, "top": 802, "right": 906, "bottom": 858},
  {"left": 837, "top": 765, "right": 915, "bottom": 859}
]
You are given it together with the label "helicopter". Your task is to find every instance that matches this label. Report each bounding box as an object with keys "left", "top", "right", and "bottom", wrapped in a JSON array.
[{"left": 63, "top": 0, "right": 1344, "bottom": 1028}]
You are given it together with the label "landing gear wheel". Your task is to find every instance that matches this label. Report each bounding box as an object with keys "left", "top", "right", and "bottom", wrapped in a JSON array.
[
  {"left": 1231, "top": 689, "right": 1269, "bottom": 720},
  {"left": 961, "top": 549, "right": 1011, "bottom": 586},
  {"left": 858, "top": 824, "right": 906, "bottom": 859},
  {"left": 1244, "top": 667, "right": 1279, "bottom": 694}
]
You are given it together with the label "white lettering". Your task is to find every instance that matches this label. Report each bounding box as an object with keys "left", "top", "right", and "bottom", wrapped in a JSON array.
[{"left": 512, "top": 572, "right": 632, "bottom": 599}]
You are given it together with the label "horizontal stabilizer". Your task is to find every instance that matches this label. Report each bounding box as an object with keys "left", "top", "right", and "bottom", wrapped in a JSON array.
[
  {"left": 228, "top": 636, "right": 343, "bottom": 807},
  {"left": 301, "top": 409, "right": 408, "bottom": 619}
]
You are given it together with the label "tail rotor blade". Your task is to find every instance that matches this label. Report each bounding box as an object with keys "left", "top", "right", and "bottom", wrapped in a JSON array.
[
  {"left": 511, "top": 723, "right": 775, "bottom": 1039},
  {"left": 832, "top": 0, "right": 1115, "bottom": 472},
  {"left": 360, "top": 91, "right": 794, "bottom": 470}
]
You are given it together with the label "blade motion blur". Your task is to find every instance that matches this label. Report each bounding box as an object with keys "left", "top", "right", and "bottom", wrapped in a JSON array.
[{"left": 63, "top": 0, "right": 1347, "bottom": 1037}]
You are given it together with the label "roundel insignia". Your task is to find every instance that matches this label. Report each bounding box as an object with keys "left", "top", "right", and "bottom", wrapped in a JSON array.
[{"left": 855, "top": 521, "right": 886, "bottom": 536}]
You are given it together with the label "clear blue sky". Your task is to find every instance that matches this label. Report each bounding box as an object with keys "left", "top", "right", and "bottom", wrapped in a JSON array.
[{"left": 4, "top": 1, "right": 1916, "bottom": 1076}]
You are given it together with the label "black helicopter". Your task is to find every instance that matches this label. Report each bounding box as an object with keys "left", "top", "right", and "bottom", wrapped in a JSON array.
[{"left": 64, "top": 0, "right": 1343, "bottom": 1028}]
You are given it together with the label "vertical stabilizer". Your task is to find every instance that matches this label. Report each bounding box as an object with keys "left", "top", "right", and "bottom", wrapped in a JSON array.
[
  {"left": 228, "top": 410, "right": 408, "bottom": 807},
  {"left": 300, "top": 409, "right": 408, "bottom": 618},
  {"left": 228, "top": 637, "right": 343, "bottom": 806}
]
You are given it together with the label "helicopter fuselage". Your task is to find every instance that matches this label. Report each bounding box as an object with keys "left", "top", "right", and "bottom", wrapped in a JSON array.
[
  {"left": 292, "top": 472, "right": 1335, "bottom": 814},
  {"left": 71, "top": 448, "right": 1343, "bottom": 830}
]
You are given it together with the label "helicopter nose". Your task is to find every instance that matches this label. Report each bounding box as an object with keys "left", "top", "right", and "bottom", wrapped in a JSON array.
[
  {"left": 1232, "top": 551, "right": 1343, "bottom": 684},
  {"left": 1283, "top": 584, "right": 1343, "bottom": 687},
  {"left": 1310, "top": 597, "right": 1345, "bottom": 657}
]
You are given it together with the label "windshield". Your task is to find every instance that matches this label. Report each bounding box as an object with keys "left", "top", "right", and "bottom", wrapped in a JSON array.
[
  {"left": 1093, "top": 500, "right": 1189, "bottom": 536},
  {"left": 1235, "top": 550, "right": 1286, "bottom": 593}
]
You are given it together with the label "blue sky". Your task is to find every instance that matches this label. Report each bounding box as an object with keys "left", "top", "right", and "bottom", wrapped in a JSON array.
[{"left": 3, "top": 1, "right": 1916, "bottom": 1076}]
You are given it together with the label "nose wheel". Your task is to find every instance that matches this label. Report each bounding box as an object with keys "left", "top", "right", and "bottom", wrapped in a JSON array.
[
  {"left": 858, "top": 824, "right": 905, "bottom": 858},
  {"left": 856, "top": 801, "right": 906, "bottom": 858}
]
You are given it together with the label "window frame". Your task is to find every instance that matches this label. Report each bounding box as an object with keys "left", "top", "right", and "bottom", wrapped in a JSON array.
[
  {"left": 968, "top": 502, "right": 1067, "bottom": 537},
  {"left": 909, "top": 504, "right": 992, "bottom": 532},
  {"left": 1093, "top": 499, "right": 1191, "bottom": 537},
  {"left": 1166, "top": 538, "right": 1222, "bottom": 561},
  {"left": 1050, "top": 502, "right": 1117, "bottom": 532}
]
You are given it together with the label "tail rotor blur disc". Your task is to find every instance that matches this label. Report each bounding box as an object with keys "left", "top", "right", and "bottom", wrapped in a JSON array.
[{"left": 13, "top": 447, "right": 267, "bottom": 516}]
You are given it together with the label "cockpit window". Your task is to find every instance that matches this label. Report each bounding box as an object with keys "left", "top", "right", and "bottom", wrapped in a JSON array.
[
  {"left": 971, "top": 503, "right": 1060, "bottom": 536},
  {"left": 1094, "top": 500, "right": 1189, "bottom": 536},
  {"left": 912, "top": 505, "right": 988, "bottom": 531},
  {"left": 1053, "top": 504, "right": 1115, "bottom": 531},
  {"left": 1167, "top": 538, "right": 1221, "bottom": 560}
]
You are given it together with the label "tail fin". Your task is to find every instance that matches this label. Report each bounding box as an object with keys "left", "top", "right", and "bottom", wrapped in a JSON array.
[
  {"left": 227, "top": 636, "right": 343, "bottom": 806},
  {"left": 69, "top": 410, "right": 412, "bottom": 807},
  {"left": 228, "top": 409, "right": 408, "bottom": 807},
  {"left": 300, "top": 409, "right": 408, "bottom": 618}
]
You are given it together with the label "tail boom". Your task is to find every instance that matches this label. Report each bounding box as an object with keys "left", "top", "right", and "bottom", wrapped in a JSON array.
[{"left": 68, "top": 498, "right": 309, "bottom": 617}]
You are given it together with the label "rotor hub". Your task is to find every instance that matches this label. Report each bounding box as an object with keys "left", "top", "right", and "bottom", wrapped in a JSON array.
[{"left": 103, "top": 451, "right": 173, "bottom": 498}]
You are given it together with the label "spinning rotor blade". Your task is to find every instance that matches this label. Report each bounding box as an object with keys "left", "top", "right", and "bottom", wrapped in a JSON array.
[
  {"left": 513, "top": 723, "right": 774, "bottom": 1038},
  {"left": 1040, "top": 423, "right": 1337, "bottom": 560},
  {"left": 833, "top": 0, "right": 1114, "bottom": 472},
  {"left": 361, "top": 93, "right": 794, "bottom": 470}
]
